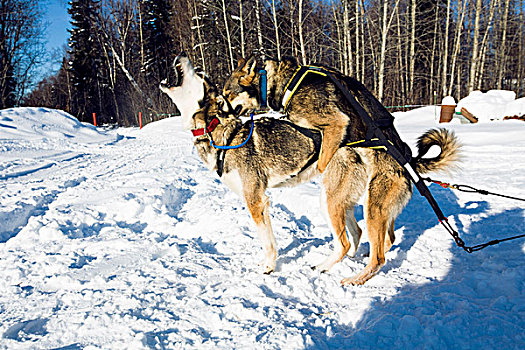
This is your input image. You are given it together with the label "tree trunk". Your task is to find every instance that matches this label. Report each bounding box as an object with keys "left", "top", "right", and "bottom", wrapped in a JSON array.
[
  {"left": 343, "top": 0, "right": 353, "bottom": 75},
  {"left": 298, "top": 0, "right": 307, "bottom": 64},
  {"left": 448, "top": 0, "right": 468, "bottom": 97},
  {"left": 441, "top": 0, "right": 451, "bottom": 97},
  {"left": 378, "top": 0, "right": 400, "bottom": 101},
  {"left": 409, "top": 0, "right": 416, "bottom": 94},
  {"left": 497, "top": 0, "right": 511, "bottom": 89},
  {"left": 355, "top": 0, "right": 360, "bottom": 79},
  {"left": 255, "top": 0, "right": 265, "bottom": 60},
  {"left": 290, "top": 0, "right": 296, "bottom": 57},
  {"left": 138, "top": 1, "right": 145, "bottom": 67},
  {"left": 192, "top": 0, "right": 206, "bottom": 71},
  {"left": 429, "top": 3, "right": 439, "bottom": 105},
  {"left": 330, "top": 0, "right": 344, "bottom": 72},
  {"left": 476, "top": 0, "right": 498, "bottom": 90},
  {"left": 359, "top": 0, "right": 366, "bottom": 82},
  {"left": 221, "top": 0, "right": 234, "bottom": 72},
  {"left": 518, "top": 0, "right": 524, "bottom": 96},
  {"left": 467, "top": 0, "right": 482, "bottom": 93},
  {"left": 239, "top": 0, "right": 245, "bottom": 58},
  {"left": 271, "top": 0, "right": 281, "bottom": 60},
  {"left": 395, "top": 7, "right": 405, "bottom": 103}
]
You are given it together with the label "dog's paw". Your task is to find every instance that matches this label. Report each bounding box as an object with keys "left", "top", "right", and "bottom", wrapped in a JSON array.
[
  {"left": 313, "top": 253, "right": 345, "bottom": 272},
  {"left": 259, "top": 259, "right": 276, "bottom": 275},
  {"left": 312, "top": 261, "right": 331, "bottom": 273},
  {"left": 341, "top": 264, "right": 382, "bottom": 286}
]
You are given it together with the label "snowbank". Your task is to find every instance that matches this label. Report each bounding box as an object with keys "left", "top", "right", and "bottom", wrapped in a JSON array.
[
  {"left": 456, "top": 90, "right": 522, "bottom": 121},
  {"left": 0, "top": 107, "right": 116, "bottom": 144}
]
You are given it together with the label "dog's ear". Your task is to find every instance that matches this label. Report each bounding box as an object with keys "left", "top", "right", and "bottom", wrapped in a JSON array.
[
  {"left": 239, "top": 56, "right": 257, "bottom": 86},
  {"left": 236, "top": 57, "right": 246, "bottom": 69},
  {"left": 278, "top": 56, "right": 299, "bottom": 72}
]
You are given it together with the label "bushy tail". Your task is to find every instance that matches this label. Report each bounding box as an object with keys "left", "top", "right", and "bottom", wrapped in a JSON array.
[{"left": 412, "top": 128, "right": 461, "bottom": 174}]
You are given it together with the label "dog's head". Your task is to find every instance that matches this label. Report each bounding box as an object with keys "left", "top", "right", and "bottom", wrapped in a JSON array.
[
  {"left": 264, "top": 56, "right": 299, "bottom": 111},
  {"left": 223, "top": 56, "right": 260, "bottom": 116},
  {"left": 161, "top": 55, "right": 239, "bottom": 133},
  {"left": 160, "top": 55, "right": 209, "bottom": 129}
]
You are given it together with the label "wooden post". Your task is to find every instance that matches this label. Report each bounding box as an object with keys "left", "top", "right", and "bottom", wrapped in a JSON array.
[
  {"left": 139, "top": 112, "right": 143, "bottom": 129},
  {"left": 92, "top": 113, "right": 97, "bottom": 126},
  {"left": 439, "top": 96, "right": 456, "bottom": 123}
]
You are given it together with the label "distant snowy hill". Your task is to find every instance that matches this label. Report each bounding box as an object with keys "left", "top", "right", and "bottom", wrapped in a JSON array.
[{"left": 0, "top": 106, "right": 524, "bottom": 349}]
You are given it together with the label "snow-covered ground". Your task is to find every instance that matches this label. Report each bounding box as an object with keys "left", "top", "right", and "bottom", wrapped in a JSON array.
[{"left": 0, "top": 106, "right": 524, "bottom": 349}]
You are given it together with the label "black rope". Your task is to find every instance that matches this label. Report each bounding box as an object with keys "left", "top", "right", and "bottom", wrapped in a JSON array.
[
  {"left": 424, "top": 177, "right": 525, "bottom": 202},
  {"left": 421, "top": 177, "right": 525, "bottom": 251}
]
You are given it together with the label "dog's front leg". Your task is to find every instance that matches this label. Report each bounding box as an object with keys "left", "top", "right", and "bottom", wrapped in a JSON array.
[
  {"left": 317, "top": 118, "right": 348, "bottom": 173},
  {"left": 245, "top": 191, "right": 277, "bottom": 274}
]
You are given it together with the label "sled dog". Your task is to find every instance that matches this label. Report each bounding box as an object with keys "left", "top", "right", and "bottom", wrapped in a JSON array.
[{"left": 161, "top": 56, "right": 460, "bottom": 285}]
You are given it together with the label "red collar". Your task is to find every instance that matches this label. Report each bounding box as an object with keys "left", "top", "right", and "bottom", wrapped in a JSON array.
[{"left": 191, "top": 117, "right": 220, "bottom": 137}]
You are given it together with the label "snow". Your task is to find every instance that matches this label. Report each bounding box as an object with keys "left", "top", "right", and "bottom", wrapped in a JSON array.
[
  {"left": 1, "top": 106, "right": 524, "bottom": 349},
  {"left": 441, "top": 96, "right": 456, "bottom": 106},
  {"left": 456, "top": 90, "right": 521, "bottom": 121}
]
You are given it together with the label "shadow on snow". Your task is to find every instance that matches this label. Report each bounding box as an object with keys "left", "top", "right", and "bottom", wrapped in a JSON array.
[{"left": 304, "top": 184, "right": 525, "bottom": 349}]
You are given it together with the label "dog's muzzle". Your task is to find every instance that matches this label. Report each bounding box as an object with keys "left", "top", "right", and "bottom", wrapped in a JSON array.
[{"left": 161, "top": 56, "right": 185, "bottom": 89}]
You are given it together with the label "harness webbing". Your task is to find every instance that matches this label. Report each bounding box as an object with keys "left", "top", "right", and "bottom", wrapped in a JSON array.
[{"left": 282, "top": 66, "right": 332, "bottom": 112}]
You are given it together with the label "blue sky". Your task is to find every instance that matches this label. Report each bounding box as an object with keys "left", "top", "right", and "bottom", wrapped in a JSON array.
[{"left": 43, "top": 0, "right": 70, "bottom": 74}]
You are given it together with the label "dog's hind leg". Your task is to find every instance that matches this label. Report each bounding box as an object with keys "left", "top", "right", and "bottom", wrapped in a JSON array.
[
  {"left": 341, "top": 169, "right": 410, "bottom": 285},
  {"left": 315, "top": 147, "right": 365, "bottom": 271},
  {"left": 341, "top": 206, "right": 387, "bottom": 286},
  {"left": 384, "top": 219, "right": 396, "bottom": 253},
  {"left": 315, "top": 192, "right": 351, "bottom": 272},
  {"left": 245, "top": 190, "right": 277, "bottom": 274},
  {"left": 345, "top": 208, "right": 362, "bottom": 257},
  {"left": 341, "top": 172, "right": 391, "bottom": 286},
  {"left": 315, "top": 179, "right": 363, "bottom": 272}
]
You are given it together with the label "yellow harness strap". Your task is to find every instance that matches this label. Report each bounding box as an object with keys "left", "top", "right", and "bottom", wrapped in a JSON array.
[{"left": 281, "top": 66, "right": 332, "bottom": 112}]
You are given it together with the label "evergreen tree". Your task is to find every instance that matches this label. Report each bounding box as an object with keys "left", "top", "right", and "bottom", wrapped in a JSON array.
[
  {"left": 141, "top": 0, "right": 176, "bottom": 86},
  {"left": 68, "top": 0, "right": 104, "bottom": 123}
]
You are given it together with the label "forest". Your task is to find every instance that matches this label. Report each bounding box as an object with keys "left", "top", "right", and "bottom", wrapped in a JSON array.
[{"left": 2, "top": 0, "right": 524, "bottom": 126}]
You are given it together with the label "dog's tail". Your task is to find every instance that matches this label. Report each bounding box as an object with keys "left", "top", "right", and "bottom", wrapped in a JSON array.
[{"left": 412, "top": 128, "right": 461, "bottom": 174}]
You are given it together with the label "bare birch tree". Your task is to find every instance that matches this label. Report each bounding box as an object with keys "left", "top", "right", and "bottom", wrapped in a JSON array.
[
  {"left": 447, "top": 0, "right": 468, "bottom": 97},
  {"left": 298, "top": 0, "right": 307, "bottom": 64},
  {"left": 221, "top": 0, "right": 235, "bottom": 72},
  {"left": 467, "top": 0, "right": 482, "bottom": 93},
  {"left": 270, "top": 0, "right": 281, "bottom": 60},
  {"left": 408, "top": 0, "right": 416, "bottom": 93},
  {"left": 476, "top": 0, "right": 498, "bottom": 90},
  {"left": 239, "top": 0, "right": 245, "bottom": 58},
  {"left": 441, "top": 0, "right": 451, "bottom": 97},
  {"left": 377, "top": 0, "right": 400, "bottom": 101},
  {"left": 497, "top": 0, "right": 511, "bottom": 89},
  {"left": 191, "top": 0, "right": 206, "bottom": 71},
  {"left": 255, "top": 0, "right": 265, "bottom": 60}
]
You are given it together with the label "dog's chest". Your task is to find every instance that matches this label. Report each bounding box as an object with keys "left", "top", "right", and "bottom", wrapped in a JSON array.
[{"left": 194, "top": 142, "right": 218, "bottom": 171}]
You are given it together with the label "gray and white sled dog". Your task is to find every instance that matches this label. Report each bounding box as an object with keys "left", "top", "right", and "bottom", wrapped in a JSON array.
[{"left": 160, "top": 55, "right": 460, "bottom": 285}]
